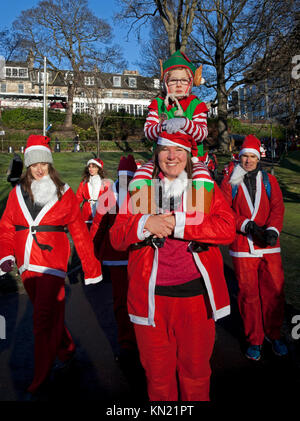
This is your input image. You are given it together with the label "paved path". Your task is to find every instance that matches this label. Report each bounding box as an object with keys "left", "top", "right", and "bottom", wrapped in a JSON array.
[{"left": 0, "top": 258, "right": 300, "bottom": 408}]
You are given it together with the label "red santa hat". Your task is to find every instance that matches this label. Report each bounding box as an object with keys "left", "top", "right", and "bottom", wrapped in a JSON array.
[
  {"left": 157, "top": 131, "right": 193, "bottom": 152},
  {"left": 239, "top": 135, "right": 264, "bottom": 160},
  {"left": 24, "top": 135, "right": 53, "bottom": 168},
  {"left": 118, "top": 154, "right": 137, "bottom": 177},
  {"left": 87, "top": 158, "right": 103, "bottom": 169}
]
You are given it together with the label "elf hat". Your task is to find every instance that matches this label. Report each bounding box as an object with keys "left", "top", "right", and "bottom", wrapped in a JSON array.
[
  {"left": 118, "top": 155, "right": 137, "bottom": 177},
  {"left": 239, "top": 135, "right": 264, "bottom": 160},
  {"left": 160, "top": 50, "right": 204, "bottom": 86},
  {"left": 87, "top": 158, "right": 103, "bottom": 169},
  {"left": 157, "top": 131, "right": 193, "bottom": 152},
  {"left": 24, "top": 135, "right": 53, "bottom": 168}
]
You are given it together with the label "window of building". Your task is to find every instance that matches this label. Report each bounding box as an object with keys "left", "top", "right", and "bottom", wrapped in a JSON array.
[
  {"left": 84, "top": 76, "right": 95, "bottom": 86},
  {"left": 0, "top": 83, "right": 6, "bottom": 93},
  {"left": 75, "top": 102, "right": 88, "bottom": 114},
  {"left": 128, "top": 77, "right": 137, "bottom": 88},
  {"left": 54, "top": 88, "right": 61, "bottom": 96},
  {"left": 106, "top": 91, "right": 112, "bottom": 97},
  {"left": 5, "top": 67, "right": 28, "bottom": 78},
  {"left": 153, "top": 79, "right": 160, "bottom": 89},
  {"left": 123, "top": 92, "right": 129, "bottom": 98},
  {"left": 113, "top": 76, "right": 121, "bottom": 87},
  {"left": 18, "top": 84, "right": 24, "bottom": 94},
  {"left": 39, "top": 72, "right": 49, "bottom": 83},
  {"left": 19, "top": 68, "right": 28, "bottom": 78}
]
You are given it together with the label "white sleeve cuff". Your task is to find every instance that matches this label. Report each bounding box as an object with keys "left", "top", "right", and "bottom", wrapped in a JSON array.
[
  {"left": 85, "top": 274, "right": 103, "bottom": 285},
  {"left": 137, "top": 214, "right": 152, "bottom": 240},
  {"left": 266, "top": 226, "right": 280, "bottom": 237},
  {"left": 240, "top": 219, "right": 250, "bottom": 233},
  {"left": 0, "top": 255, "right": 15, "bottom": 266},
  {"left": 174, "top": 212, "right": 186, "bottom": 239}
]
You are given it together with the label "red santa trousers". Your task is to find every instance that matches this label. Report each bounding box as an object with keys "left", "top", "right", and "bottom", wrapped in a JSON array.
[
  {"left": 22, "top": 271, "right": 76, "bottom": 393},
  {"left": 134, "top": 294, "right": 215, "bottom": 401},
  {"left": 232, "top": 253, "right": 285, "bottom": 345},
  {"left": 109, "top": 265, "right": 137, "bottom": 350}
]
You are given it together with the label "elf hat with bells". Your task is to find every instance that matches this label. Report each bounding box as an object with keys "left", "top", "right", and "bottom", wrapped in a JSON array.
[{"left": 159, "top": 50, "right": 205, "bottom": 114}]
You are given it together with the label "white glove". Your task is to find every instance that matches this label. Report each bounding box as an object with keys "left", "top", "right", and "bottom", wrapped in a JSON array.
[{"left": 161, "top": 118, "right": 186, "bottom": 134}]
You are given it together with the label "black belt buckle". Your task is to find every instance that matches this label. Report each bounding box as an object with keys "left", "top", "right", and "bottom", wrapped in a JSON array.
[
  {"left": 151, "top": 237, "right": 165, "bottom": 248},
  {"left": 190, "top": 241, "right": 209, "bottom": 253}
]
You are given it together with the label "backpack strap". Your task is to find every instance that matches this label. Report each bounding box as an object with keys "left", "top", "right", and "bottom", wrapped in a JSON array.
[{"left": 261, "top": 169, "right": 271, "bottom": 199}]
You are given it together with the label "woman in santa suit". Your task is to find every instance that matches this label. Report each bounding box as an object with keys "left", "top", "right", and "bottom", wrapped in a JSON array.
[
  {"left": 0, "top": 135, "right": 102, "bottom": 397},
  {"left": 76, "top": 158, "right": 107, "bottom": 226},
  {"left": 110, "top": 131, "right": 235, "bottom": 401}
]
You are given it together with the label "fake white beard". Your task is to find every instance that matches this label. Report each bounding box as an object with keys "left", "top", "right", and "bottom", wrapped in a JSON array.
[
  {"left": 162, "top": 170, "right": 188, "bottom": 199},
  {"left": 89, "top": 175, "right": 101, "bottom": 200},
  {"left": 229, "top": 164, "right": 248, "bottom": 186},
  {"left": 31, "top": 175, "right": 57, "bottom": 206}
]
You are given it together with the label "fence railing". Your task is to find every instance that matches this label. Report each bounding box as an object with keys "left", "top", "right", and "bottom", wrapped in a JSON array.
[{"left": 0, "top": 138, "right": 151, "bottom": 153}]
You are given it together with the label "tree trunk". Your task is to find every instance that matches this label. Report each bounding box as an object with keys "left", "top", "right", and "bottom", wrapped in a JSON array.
[
  {"left": 215, "top": 10, "right": 230, "bottom": 152},
  {"left": 63, "top": 83, "right": 74, "bottom": 130}
]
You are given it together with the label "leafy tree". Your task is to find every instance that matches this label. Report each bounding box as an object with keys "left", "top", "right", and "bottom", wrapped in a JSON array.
[{"left": 13, "top": 0, "right": 126, "bottom": 129}]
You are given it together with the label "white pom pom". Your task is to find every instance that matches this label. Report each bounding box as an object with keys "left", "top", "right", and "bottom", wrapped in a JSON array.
[{"left": 191, "top": 156, "right": 199, "bottom": 163}]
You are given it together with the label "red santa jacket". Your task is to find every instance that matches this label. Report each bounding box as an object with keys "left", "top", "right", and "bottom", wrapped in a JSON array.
[
  {"left": 109, "top": 174, "right": 235, "bottom": 326},
  {"left": 90, "top": 180, "right": 129, "bottom": 266},
  {"left": 220, "top": 170, "right": 284, "bottom": 258},
  {"left": 76, "top": 178, "right": 109, "bottom": 224},
  {"left": 0, "top": 184, "right": 102, "bottom": 284}
]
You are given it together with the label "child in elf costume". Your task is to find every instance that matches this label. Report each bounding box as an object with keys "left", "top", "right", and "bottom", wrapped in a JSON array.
[{"left": 144, "top": 50, "right": 207, "bottom": 159}]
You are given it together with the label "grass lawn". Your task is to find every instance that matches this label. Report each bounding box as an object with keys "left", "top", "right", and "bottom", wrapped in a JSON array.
[{"left": 0, "top": 149, "right": 299, "bottom": 310}]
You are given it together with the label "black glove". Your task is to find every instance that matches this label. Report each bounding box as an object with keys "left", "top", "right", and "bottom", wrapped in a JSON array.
[
  {"left": 244, "top": 221, "right": 258, "bottom": 235},
  {"left": 264, "top": 229, "right": 278, "bottom": 246},
  {"left": 245, "top": 221, "right": 266, "bottom": 246}
]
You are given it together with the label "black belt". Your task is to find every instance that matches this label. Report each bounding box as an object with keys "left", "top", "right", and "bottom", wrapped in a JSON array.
[
  {"left": 130, "top": 236, "right": 166, "bottom": 250},
  {"left": 131, "top": 237, "right": 209, "bottom": 252},
  {"left": 15, "top": 225, "right": 68, "bottom": 252}
]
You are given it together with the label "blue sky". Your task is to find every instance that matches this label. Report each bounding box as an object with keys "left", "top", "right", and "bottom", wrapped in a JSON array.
[{"left": 0, "top": 0, "right": 146, "bottom": 73}]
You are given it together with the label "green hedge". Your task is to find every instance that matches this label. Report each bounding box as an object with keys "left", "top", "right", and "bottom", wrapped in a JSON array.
[{"left": 227, "top": 118, "right": 286, "bottom": 140}]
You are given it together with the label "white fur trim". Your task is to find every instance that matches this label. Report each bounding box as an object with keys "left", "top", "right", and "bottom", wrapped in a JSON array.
[
  {"left": 161, "top": 170, "right": 188, "bottom": 199},
  {"left": 87, "top": 159, "right": 103, "bottom": 168},
  {"left": 266, "top": 226, "right": 280, "bottom": 237},
  {"left": 84, "top": 274, "right": 103, "bottom": 285},
  {"left": 239, "top": 148, "right": 260, "bottom": 160},
  {"left": 157, "top": 136, "right": 191, "bottom": 152},
  {"left": 240, "top": 219, "right": 250, "bottom": 233},
  {"left": 0, "top": 255, "right": 15, "bottom": 266},
  {"left": 229, "top": 164, "right": 248, "bottom": 186},
  {"left": 31, "top": 175, "right": 57, "bottom": 206},
  {"left": 174, "top": 212, "right": 186, "bottom": 239},
  {"left": 137, "top": 215, "right": 151, "bottom": 240},
  {"left": 24, "top": 145, "right": 53, "bottom": 167}
]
